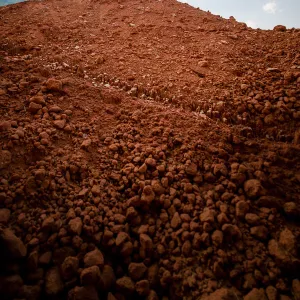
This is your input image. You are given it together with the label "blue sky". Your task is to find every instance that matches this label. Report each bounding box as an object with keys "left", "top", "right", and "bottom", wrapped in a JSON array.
[
  {"left": 179, "top": 0, "right": 300, "bottom": 29},
  {"left": 1, "top": 0, "right": 300, "bottom": 30}
]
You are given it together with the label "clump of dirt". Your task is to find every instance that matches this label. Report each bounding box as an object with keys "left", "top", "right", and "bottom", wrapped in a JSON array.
[{"left": 0, "top": 0, "right": 299, "bottom": 299}]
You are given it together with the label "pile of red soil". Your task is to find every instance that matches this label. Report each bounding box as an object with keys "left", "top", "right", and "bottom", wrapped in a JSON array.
[{"left": 0, "top": 0, "right": 299, "bottom": 299}]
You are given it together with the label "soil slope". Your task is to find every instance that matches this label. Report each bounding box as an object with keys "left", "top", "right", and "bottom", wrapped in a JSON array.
[{"left": 0, "top": 0, "right": 300, "bottom": 299}]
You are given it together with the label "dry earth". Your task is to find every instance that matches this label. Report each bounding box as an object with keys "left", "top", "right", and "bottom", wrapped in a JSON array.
[{"left": 0, "top": 0, "right": 300, "bottom": 299}]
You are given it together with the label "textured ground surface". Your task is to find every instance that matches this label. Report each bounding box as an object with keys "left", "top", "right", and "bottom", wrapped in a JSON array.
[{"left": 0, "top": 0, "right": 300, "bottom": 299}]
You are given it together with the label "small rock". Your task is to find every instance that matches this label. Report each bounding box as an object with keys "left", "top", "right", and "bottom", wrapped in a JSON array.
[
  {"left": 0, "top": 275, "right": 23, "bottom": 298},
  {"left": 140, "top": 234, "right": 153, "bottom": 250},
  {"left": 211, "top": 230, "right": 223, "bottom": 247},
  {"left": 68, "top": 286, "right": 99, "bottom": 300},
  {"left": 81, "top": 139, "right": 92, "bottom": 150},
  {"left": 171, "top": 212, "right": 182, "bottom": 229},
  {"left": 45, "top": 267, "right": 64, "bottom": 296},
  {"left": 0, "top": 208, "right": 11, "bottom": 223},
  {"left": 244, "top": 179, "right": 264, "bottom": 198},
  {"left": 279, "top": 228, "right": 296, "bottom": 255},
  {"left": 283, "top": 202, "right": 299, "bottom": 217},
  {"left": 46, "top": 78, "right": 63, "bottom": 92},
  {"left": 200, "top": 208, "right": 215, "bottom": 223},
  {"left": 135, "top": 279, "right": 150, "bottom": 296},
  {"left": 273, "top": 25, "right": 287, "bottom": 32},
  {"left": 201, "top": 288, "right": 236, "bottom": 300},
  {"left": 145, "top": 158, "right": 156, "bottom": 167},
  {"left": 49, "top": 105, "right": 62, "bottom": 113},
  {"left": 53, "top": 119, "right": 66, "bottom": 129},
  {"left": 115, "top": 232, "right": 129, "bottom": 247},
  {"left": 244, "top": 288, "right": 268, "bottom": 300},
  {"left": 236, "top": 200, "right": 249, "bottom": 218},
  {"left": 292, "top": 279, "right": 300, "bottom": 300},
  {"left": 245, "top": 213, "right": 260, "bottom": 225},
  {"left": 28, "top": 102, "right": 42, "bottom": 114},
  {"left": 250, "top": 226, "right": 268, "bottom": 240},
  {"left": 0, "top": 150, "right": 12, "bottom": 169},
  {"left": 80, "top": 266, "right": 101, "bottom": 286},
  {"left": 83, "top": 248, "right": 104, "bottom": 267},
  {"left": 116, "top": 276, "right": 135, "bottom": 295},
  {"left": 266, "top": 286, "right": 277, "bottom": 300},
  {"left": 99, "top": 265, "right": 116, "bottom": 291},
  {"left": 69, "top": 217, "right": 83, "bottom": 235},
  {"left": 61, "top": 256, "right": 79, "bottom": 280},
  {"left": 91, "top": 185, "right": 101, "bottom": 196},
  {"left": 222, "top": 224, "right": 241, "bottom": 240},
  {"left": 185, "top": 163, "right": 198, "bottom": 176},
  {"left": 30, "top": 95, "right": 45, "bottom": 105},
  {"left": 0, "top": 228, "right": 27, "bottom": 258},
  {"left": 128, "top": 262, "right": 147, "bottom": 281},
  {"left": 141, "top": 186, "right": 155, "bottom": 205}
]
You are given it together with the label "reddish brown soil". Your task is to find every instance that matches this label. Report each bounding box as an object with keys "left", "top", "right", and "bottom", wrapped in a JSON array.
[{"left": 0, "top": 0, "right": 300, "bottom": 299}]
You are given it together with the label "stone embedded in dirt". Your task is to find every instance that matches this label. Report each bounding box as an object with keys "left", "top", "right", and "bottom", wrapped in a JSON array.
[
  {"left": 256, "top": 196, "right": 281, "bottom": 210},
  {"left": 68, "top": 217, "right": 83, "bottom": 235},
  {"left": 141, "top": 185, "right": 155, "bottom": 205},
  {"left": 27, "top": 250, "right": 39, "bottom": 271},
  {"left": 200, "top": 208, "right": 215, "bottom": 223},
  {"left": 201, "top": 288, "right": 236, "bottom": 299},
  {"left": 185, "top": 163, "right": 198, "bottom": 176},
  {"left": 83, "top": 248, "right": 104, "bottom": 268},
  {"left": 116, "top": 232, "right": 129, "bottom": 247},
  {"left": 80, "top": 265, "right": 101, "bottom": 286},
  {"left": 138, "top": 163, "right": 147, "bottom": 173},
  {"left": 99, "top": 265, "right": 116, "bottom": 291},
  {"left": 283, "top": 202, "right": 299, "bottom": 217},
  {"left": 279, "top": 228, "right": 296, "bottom": 255},
  {"left": 244, "top": 288, "right": 268, "bottom": 300},
  {"left": 53, "top": 119, "right": 66, "bottom": 129},
  {"left": 81, "top": 139, "right": 92, "bottom": 150},
  {"left": 128, "top": 262, "right": 147, "bottom": 281},
  {"left": 30, "top": 95, "right": 45, "bottom": 105},
  {"left": 171, "top": 212, "right": 182, "bottom": 229},
  {"left": 116, "top": 276, "right": 135, "bottom": 295},
  {"left": 45, "top": 267, "right": 64, "bottom": 296},
  {"left": 0, "top": 208, "right": 11, "bottom": 223},
  {"left": 0, "top": 120, "right": 11, "bottom": 131},
  {"left": 266, "top": 286, "right": 277, "bottom": 300},
  {"left": 211, "top": 230, "right": 223, "bottom": 247},
  {"left": 41, "top": 216, "right": 55, "bottom": 232},
  {"left": 0, "top": 150, "right": 12, "bottom": 169},
  {"left": 39, "top": 252, "right": 52, "bottom": 266},
  {"left": 46, "top": 78, "right": 63, "bottom": 92},
  {"left": 28, "top": 102, "right": 42, "bottom": 114},
  {"left": 244, "top": 179, "right": 264, "bottom": 198},
  {"left": 245, "top": 213, "right": 260, "bottom": 225},
  {"left": 49, "top": 105, "right": 62, "bottom": 113},
  {"left": 0, "top": 228, "right": 27, "bottom": 258},
  {"left": 61, "top": 256, "right": 79, "bottom": 280},
  {"left": 273, "top": 25, "right": 287, "bottom": 32},
  {"left": 135, "top": 279, "right": 150, "bottom": 296},
  {"left": 91, "top": 185, "right": 101, "bottom": 196},
  {"left": 292, "top": 279, "right": 300, "bottom": 300},
  {"left": 20, "top": 285, "right": 41, "bottom": 299},
  {"left": 145, "top": 158, "right": 156, "bottom": 167},
  {"left": 0, "top": 274, "right": 24, "bottom": 299},
  {"left": 140, "top": 234, "right": 153, "bottom": 250},
  {"left": 222, "top": 224, "right": 242, "bottom": 240},
  {"left": 250, "top": 226, "right": 268, "bottom": 240},
  {"left": 68, "top": 286, "right": 99, "bottom": 300},
  {"left": 236, "top": 200, "right": 249, "bottom": 218}
]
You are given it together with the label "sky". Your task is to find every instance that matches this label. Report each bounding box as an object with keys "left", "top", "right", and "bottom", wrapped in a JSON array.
[
  {"left": 179, "top": 0, "right": 300, "bottom": 29},
  {"left": 0, "top": 0, "right": 300, "bottom": 30}
]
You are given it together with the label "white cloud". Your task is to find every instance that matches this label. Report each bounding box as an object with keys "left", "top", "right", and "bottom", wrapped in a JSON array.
[
  {"left": 246, "top": 20, "right": 258, "bottom": 28},
  {"left": 263, "top": 1, "right": 277, "bottom": 14}
]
